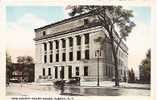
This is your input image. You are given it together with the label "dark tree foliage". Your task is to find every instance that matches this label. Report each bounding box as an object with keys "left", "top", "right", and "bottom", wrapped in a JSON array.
[
  {"left": 128, "top": 68, "right": 135, "bottom": 83},
  {"left": 68, "top": 6, "right": 135, "bottom": 86},
  {"left": 140, "top": 49, "right": 151, "bottom": 83},
  {"left": 17, "top": 56, "right": 34, "bottom": 64}
]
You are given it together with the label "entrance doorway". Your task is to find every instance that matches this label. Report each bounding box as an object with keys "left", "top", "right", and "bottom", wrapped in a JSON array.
[
  {"left": 60, "top": 66, "right": 64, "bottom": 79},
  {"left": 68, "top": 66, "right": 72, "bottom": 79}
]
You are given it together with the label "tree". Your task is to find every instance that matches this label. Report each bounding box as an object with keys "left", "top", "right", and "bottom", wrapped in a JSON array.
[
  {"left": 68, "top": 6, "right": 135, "bottom": 86},
  {"left": 6, "top": 52, "right": 13, "bottom": 84},
  {"left": 128, "top": 68, "right": 135, "bottom": 83},
  {"left": 16, "top": 56, "right": 33, "bottom": 64},
  {"left": 140, "top": 49, "right": 151, "bottom": 83}
]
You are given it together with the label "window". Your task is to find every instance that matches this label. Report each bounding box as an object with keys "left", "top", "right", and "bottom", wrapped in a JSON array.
[
  {"left": 48, "top": 68, "right": 51, "bottom": 76},
  {"left": 85, "top": 50, "right": 90, "bottom": 59},
  {"left": 85, "top": 34, "right": 89, "bottom": 44},
  {"left": 43, "top": 31, "right": 46, "bottom": 36},
  {"left": 68, "top": 66, "right": 72, "bottom": 78},
  {"left": 62, "top": 39, "right": 66, "bottom": 48},
  {"left": 55, "top": 40, "right": 59, "bottom": 49},
  {"left": 77, "top": 51, "right": 81, "bottom": 60},
  {"left": 69, "top": 37, "right": 73, "bottom": 47},
  {"left": 76, "top": 36, "right": 81, "bottom": 45},
  {"left": 84, "top": 19, "right": 89, "bottom": 25},
  {"left": 76, "top": 67, "right": 79, "bottom": 76},
  {"left": 43, "top": 68, "right": 45, "bottom": 76},
  {"left": 55, "top": 67, "right": 58, "bottom": 79},
  {"left": 69, "top": 52, "right": 73, "bottom": 61},
  {"left": 50, "top": 54, "right": 53, "bottom": 63},
  {"left": 106, "top": 66, "right": 108, "bottom": 76},
  {"left": 49, "top": 42, "right": 53, "bottom": 50},
  {"left": 60, "top": 66, "right": 64, "bottom": 79},
  {"left": 84, "top": 66, "right": 88, "bottom": 76},
  {"left": 44, "top": 43, "right": 47, "bottom": 51},
  {"left": 56, "top": 53, "right": 59, "bottom": 62},
  {"left": 44, "top": 55, "right": 47, "bottom": 63},
  {"left": 62, "top": 53, "right": 66, "bottom": 61}
]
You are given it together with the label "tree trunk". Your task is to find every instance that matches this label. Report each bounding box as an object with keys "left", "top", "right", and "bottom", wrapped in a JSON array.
[{"left": 114, "top": 55, "right": 119, "bottom": 86}]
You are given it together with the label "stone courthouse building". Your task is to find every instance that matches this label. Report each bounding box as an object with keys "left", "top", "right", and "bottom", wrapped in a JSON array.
[{"left": 34, "top": 13, "right": 128, "bottom": 82}]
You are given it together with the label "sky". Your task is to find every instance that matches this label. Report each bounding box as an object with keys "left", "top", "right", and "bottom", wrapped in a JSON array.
[{"left": 6, "top": 6, "right": 151, "bottom": 77}]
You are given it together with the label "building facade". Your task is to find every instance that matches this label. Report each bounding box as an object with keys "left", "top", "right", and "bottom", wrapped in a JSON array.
[{"left": 34, "top": 13, "right": 128, "bottom": 82}]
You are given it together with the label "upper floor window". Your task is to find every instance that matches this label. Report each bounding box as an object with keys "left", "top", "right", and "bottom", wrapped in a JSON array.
[
  {"left": 69, "top": 52, "right": 73, "bottom": 61},
  {"left": 69, "top": 37, "right": 73, "bottom": 47},
  {"left": 50, "top": 54, "right": 53, "bottom": 63},
  {"left": 43, "top": 31, "right": 46, "bottom": 36},
  {"left": 55, "top": 40, "right": 59, "bottom": 49},
  {"left": 85, "top": 34, "right": 89, "bottom": 44},
  {"left": 44, "top": 55, "right": 47, "bottom": 63},
  {"left": 62, "top": 53, "right": 66, "bottom": 61},
  {"left": 48, "top": 68, "right": 51, "bottom": 76},
  {"left": 85, "top": 49, "right": 90, "bottom": 60},
  {"left": 49, "top": 42, "right": 53, "bottom": 50},
  {"left": 76, "top": 35, "right": 81, "bottom": 45},
  {"left": 44, "top": 43, "right": 47, "bottom": 51},
  {"left": 84, "top": 19, "right": 89, "bottom": 25},
  {"left": 62, "top": 39, "right": 66, "bottom": 48},
  {"left": 77, "top": 51, "right": 81, "bottom": 60},
  {"left": 56, "top": 53, "right": 59, "bottom": 62}
]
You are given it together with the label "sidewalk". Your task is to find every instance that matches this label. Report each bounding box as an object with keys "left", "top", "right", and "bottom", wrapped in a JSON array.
[{"left": 80, "top": 81, "right": 150, "bottom": 89}]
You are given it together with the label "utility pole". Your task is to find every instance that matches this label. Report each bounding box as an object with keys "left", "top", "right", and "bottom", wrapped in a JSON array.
[{"left": 95, "top": 50, "right": 100, "bottom": 86}]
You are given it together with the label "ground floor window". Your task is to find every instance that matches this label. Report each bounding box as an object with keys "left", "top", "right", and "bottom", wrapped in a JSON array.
[
  {"left": 68, "top": 66, "right": 72, "bottom": 78},
  {"left": 43, "top": 68, "right": 45, "bottom": 76},
  {"left": 76, "top": 67, "right": 79, "bottom": 76},
  {"left": 55, "top": 67, "right": 58, "bottom": 79},
  {"left": 84, "top": 66, "right": 88, "bottom": 76},
  {"left": 60, "top": 66, "right": 64, "bottom": 79}
]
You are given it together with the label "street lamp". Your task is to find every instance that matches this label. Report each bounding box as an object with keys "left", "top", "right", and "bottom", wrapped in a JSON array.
[{"left": 95, "top": 50, "right": 101, "bottom": 86}]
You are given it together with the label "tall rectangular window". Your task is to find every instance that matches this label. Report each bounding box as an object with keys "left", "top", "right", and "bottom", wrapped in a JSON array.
[
  {"left": 76, "top": 67, "right": 79, "bottom": 76},
  {"left": 56, "top": 53, "right": 59, "bottom": 62},
  {"left": 49, "top": 42, "right": 53, "bottom": 50},
  {"left": 85, "top": 34, "right": 89, "bottom": 44},
  {"left": 62, "top": 53, "right": 66, "bottom": 61},
  {"left": 44, "top": 55, "right": 47, "bottom": 63},
  {"left": 85, "top": 50, "right": 90, "bottom": 60},
  {"left": 62, "top": 39, "right": 66, "bottom": 48},
  {"left": 77, "top": 51, "right": 81, "bottom": 60},
  {"left": 43, "top": 68, "right": 45, "bottom": 76},
  {"left": 55, "top": 40, "right": 59, "bottom": 49},
  {"left": 44, "top": 43, "right": 47, "bottom": 51},
  {"left": 50, "top": 54, "right": 53, "bottom": 63},
  {"left": 48, "top": 68, "right": 51, "bottom": 76},
  {"left": 43, "top": 31, "right": 46, "bottom": 36},
  {"left": 60, "top": 66, "right": 64, "bottom": 79},
  {"left": 68, "top": 66, "right": 72, "bottom": 78},
  {"left": 84, "top": 66, "right": 88, "bottom": 76},
  {"left": 76, "top": 36, "right": 81, "bottom": 45},
  {"left": 69, "top": 52, "right": 73, "bottom": 61},
  {"left": 55, "top": 67, "right": 58, "bottom": 79},
  {"left": 69, "top": 37, "right": 73, "bottom": 47}
]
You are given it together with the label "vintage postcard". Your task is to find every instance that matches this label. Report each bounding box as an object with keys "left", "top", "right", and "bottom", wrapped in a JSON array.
[{"left": 0, "top": 0, "right": 155, "bottom": 100}]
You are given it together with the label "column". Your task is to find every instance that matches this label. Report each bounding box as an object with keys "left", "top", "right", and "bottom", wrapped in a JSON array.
[
  {"left": 64, "top": 66, "right": 69, "bottom": 80},
  {"left": 59, "top": 39, "right": 62, "bottom": 62},
  {"left": 81, "top": 35, "right": 85, "bottom": 59},
  {"left": 53, "top": 41, "right": 56, "bottom": 62},
  {"left": 73, "top": 36, "right": 77, "bottom": 61},
  {"left": 66, "top": 38, "right": 69, "bottom": 62}
]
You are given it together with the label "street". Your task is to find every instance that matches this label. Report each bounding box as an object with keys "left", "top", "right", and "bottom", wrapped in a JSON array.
[{"left": 6, "top": 82, "right": 150, "bottom": 96}]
